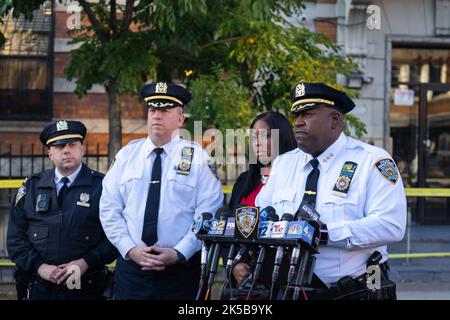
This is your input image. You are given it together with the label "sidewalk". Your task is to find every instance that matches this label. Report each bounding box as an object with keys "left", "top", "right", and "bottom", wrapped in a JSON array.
[{"left": 388, "top": 224, "right": 450, "bottom": 300}]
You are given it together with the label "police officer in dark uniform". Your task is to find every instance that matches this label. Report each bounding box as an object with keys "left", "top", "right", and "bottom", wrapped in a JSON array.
[{"left": 7, "top": 120, "right": 118, "bottom": 300}]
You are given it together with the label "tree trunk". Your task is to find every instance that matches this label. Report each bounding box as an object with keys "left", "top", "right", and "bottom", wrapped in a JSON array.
[{"left": 106, "top": 84, "right": 122, "bottom": 162}]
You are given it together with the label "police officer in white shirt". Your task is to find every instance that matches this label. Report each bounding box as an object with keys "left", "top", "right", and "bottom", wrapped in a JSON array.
[
  {"left": 100, "top": 82, "right": 224, "bottom": 299},
  {"left": 256, "top": 82, "right": 406, "bottom": 300}
]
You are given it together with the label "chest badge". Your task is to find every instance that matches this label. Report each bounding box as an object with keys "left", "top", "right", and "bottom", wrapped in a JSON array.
[
  {"left": 177, "top": 146, "right": 194, "bottom": 175},
  {"left": 76, "top": 193, "right": 90, "bottom": 207},
  {"left": 332, "top": 161, "right": 358, "bottom": 197}
]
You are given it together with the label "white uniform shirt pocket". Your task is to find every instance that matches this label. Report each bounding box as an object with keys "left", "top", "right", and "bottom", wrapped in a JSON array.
[
  {"left": 118, "top": 169, "right": 144, "bottom": 203},
  {"left": 166, "top": 167, "right": 196, "bottom": 209},
  {"left": 272, "top": 188, "right": 298, "bottom": 215},
  {"left": 320, "top": 190, "right": 360, "bottom": 223}
]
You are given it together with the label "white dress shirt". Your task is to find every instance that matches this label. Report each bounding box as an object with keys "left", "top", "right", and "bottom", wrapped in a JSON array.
[
  {"left": 256, "top": 132, "right": 407, "bottom": 285},
  {"left": 100, "top": 135, "right": 224, "bottom": 261},
  {"left": 54, "top": 164, "right": 82, "bottom": 195}
]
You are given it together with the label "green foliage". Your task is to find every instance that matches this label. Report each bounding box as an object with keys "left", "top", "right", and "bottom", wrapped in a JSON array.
[
  {"left": 0, "top": 0, "right": 46, "bottom": 47},
  {"left": 186, "top": 68, "right": 254, "bottom": 133},
  {"left": 344, "top": 113, "right": 368, "bottom": 138},
  {"left": 157, "top": 0, "right": 365, "bottom": 137},
  {"left": 66, "top": 32, "right": 159, "bottom": 96}
]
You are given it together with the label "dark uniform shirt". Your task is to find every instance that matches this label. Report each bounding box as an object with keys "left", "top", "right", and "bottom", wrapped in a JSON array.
[{"left": 7, "top": 163, "right": 118, "bottom": 274}]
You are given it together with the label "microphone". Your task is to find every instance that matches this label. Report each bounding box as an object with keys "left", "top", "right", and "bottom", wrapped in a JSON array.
[
  {"left": 258, "top": 207, "right": 279, "bottom": 238},
  {"left": 205, "top": 207, "right": 233, "bottom": 299},
  {"left": 269, "top": 213, "right": 294, "bottom": 299},
  {"left": 296, "top": 201, "right": 321, "bottom": 223},
  {"left": 194, "top": 212, "right": 213, "bottom": 300},
  {"left": 220, "top": 208, "right": 238, "bottom": 295},
  {"left": 259, "top": 206, "right": 275, "bottom": 223},
  {"left": 271, "top": 213, "right": 292, "bottom": 238},
  {"left": 296, "top": 202, "right": 325, "bottom": 248},
  {"left": 245, "top": 207, "right": 280, "bottom": 298},
  {"left": 192, "top": 212, "right": 213, "bottom": 235},
  {"left": 283, "top": 219, "right": 317, "bottom": 300},
  {"left": 292, "top": 249, "right": 311, "bottom": 300},
  {"left": 291, "top": 219, "right": 321, "bottom": 300},
  {"left": 230, "top": 245, "right": 247, "bottom": 267},
  {"left": 245, "top": 245, "right": 266, "bottom": 299},
  {"left": 208, "top": 207, "right": 232, "bottom": 236}
]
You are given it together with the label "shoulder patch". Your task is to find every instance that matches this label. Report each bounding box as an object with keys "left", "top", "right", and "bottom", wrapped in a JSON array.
[
  {"left": 374, "top": 158, "right": 399, "bottom": 185},
  {"left": 15, "top": 178, "right": 28, "bottom": 206},
  {"left": 206, "top": 160, "right": 219, "bottom": 180}
]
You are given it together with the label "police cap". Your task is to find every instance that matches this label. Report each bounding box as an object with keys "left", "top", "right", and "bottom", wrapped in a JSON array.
[
  {"left": 39, "top": 120, "right": 87, "bottom": 147},
  {"left": 141, "top": 82, "right": 191, "bottom": 109},
  {"left": 290, "top": 82, "right": 355, "bottom": 115}
]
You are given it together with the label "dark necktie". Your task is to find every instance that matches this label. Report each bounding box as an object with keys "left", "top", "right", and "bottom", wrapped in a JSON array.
[
  {"left": 57, "top": 177, "right": 69, "bottom": 208},
  {"left": 301, "top": 158, "right": 320, "bottom": 207},
  {"left": 142, "top": 148, "right": 164, "bottom": 246}
]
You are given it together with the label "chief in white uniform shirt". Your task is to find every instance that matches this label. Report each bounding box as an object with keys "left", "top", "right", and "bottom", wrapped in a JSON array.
[
  {"left": 100, "top": 82, "right": 223, "bottom": 299},
  {"left": 256, "top": 82, "right": 406, "bottom": 299}
]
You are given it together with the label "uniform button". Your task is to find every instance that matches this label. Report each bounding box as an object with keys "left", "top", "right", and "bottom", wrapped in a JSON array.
[
  {"left": 85, "top": 236, "right": 90, "bottom": 240},
  {"left": 33, "top": 233, "right": 37, "bottom": 237}
]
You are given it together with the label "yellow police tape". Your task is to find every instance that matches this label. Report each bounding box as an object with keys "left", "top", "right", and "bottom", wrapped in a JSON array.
[
  {"left": 0, "top": 180, "right": 24, "bottom": 189},
  {"left": 1, "top": 179, "right": 450, "bottom": 197}
]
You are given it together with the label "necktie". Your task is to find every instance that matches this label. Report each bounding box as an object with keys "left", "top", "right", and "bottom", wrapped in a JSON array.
[
  {"left": 142, "top": 148, "right": 164, "bottom": 246},
  {"left": 57, "top": 177, "right": 69, "bottom": 208},
  {"left": 301, "top": 158, "right": 320, "bottom": 207}
]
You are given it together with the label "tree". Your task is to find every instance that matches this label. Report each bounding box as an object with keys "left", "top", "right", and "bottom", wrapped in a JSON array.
[
  {"left": 156, "top": 0, "right": 363, "bottom": 137},
  {"left": 64, "top": 0, "right": 224, "bottom": 160},
  {"left": 0, "top": 0, "right": 46, "bottom": 47}
]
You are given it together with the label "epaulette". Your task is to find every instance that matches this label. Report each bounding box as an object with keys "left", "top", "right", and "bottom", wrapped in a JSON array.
[{"left": 90, "top": 170, "right": 105, "bottom": 178}]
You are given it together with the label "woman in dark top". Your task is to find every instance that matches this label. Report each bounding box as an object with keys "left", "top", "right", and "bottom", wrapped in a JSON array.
[
  {"left": 228, "top": 111, "right": 297, "bottom": 290},
  {"left": 229, "top": 111, "right": 297, "bottom": 210}
]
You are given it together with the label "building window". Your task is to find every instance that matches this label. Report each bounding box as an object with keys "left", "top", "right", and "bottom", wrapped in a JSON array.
[{"left": 0, "top": 5, "right": 54, "bottom": 120}]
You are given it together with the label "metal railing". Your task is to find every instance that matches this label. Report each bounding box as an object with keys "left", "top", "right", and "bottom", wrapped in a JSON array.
[{"left": 0, "top": 143, "right": 108, "bottom": 178}]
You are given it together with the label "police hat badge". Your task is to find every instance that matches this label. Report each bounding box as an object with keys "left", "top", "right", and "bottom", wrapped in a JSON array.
[{"left": 235, "top": 206, "right": 259, "bottom": 240}]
